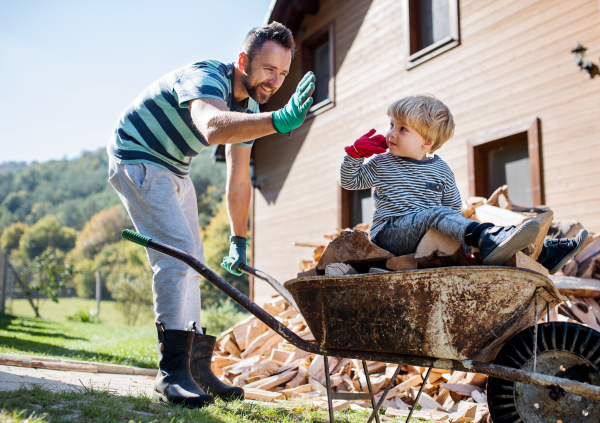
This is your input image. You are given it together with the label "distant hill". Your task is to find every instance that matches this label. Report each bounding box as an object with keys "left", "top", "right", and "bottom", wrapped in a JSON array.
[
  {"left": 0, "top": 148, "right": 226, "bottom": 231},
  {"left": 0, "top": 161, "right": 30, "bottom": 174}
]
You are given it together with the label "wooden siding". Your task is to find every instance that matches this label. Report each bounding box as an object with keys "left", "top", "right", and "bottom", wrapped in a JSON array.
[{"left": 252, "top": 0, "right": 600, "bottom": 303}]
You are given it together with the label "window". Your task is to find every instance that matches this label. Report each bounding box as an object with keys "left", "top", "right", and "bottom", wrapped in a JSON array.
[
  {"left": 303, "top": 21, "right": 335, "bottom": 115},
  {"left": 403, "top": 0, "right": 460, "bottom": 69},
  {"left": 340, "top": 188, "right": 373, "bottom": 229},
  {"left": 468, "top": 117, "right": 543, "bottom": 207}
]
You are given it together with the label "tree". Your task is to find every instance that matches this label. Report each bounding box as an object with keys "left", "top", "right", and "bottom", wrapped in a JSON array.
[
  {"left": 19, "top": 215, "right": 76, "bottom": 258},
  {"left": 200, "top": 195, "right": 250, "bottom": 306},
  {"left": 73, "top": 205, "right": 132, "bottom": 259},
  {"left": 1, "top": 222, "right": 28, "bottom": 252},
  {"left": 20, "top": 248, "right": 74, "bottom": 318}
]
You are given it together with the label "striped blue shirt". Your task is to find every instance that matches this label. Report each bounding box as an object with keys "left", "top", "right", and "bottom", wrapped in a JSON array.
[
  {"left": 107, "top": 60, "right": 258, "bottom": 176},
  {"left": 340, "top": 153, "right": 462, "bottom": 240}
]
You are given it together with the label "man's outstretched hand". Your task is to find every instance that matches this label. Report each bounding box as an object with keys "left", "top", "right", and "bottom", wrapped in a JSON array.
[
  {"left": 221, "top": 236, "right": 247, "bottom": 276},
  {"left": 345, "top": 129, "right": 387, "bottom": 158},
  {"left": 272, "top": 72, "right": 316, "bottom": 134}
]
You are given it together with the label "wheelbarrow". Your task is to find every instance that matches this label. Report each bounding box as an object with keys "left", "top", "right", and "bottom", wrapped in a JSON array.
[{"left": 122, "top": 230, "right": 600, "bottom": 423}]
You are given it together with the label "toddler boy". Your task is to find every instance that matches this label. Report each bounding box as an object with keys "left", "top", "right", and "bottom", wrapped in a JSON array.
[{"left": 340, "top": 95, "right": 586, "bottom": 273}]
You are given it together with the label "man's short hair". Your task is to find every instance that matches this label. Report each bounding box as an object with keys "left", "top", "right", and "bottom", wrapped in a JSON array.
[
  {"left": 387, "top": 95, "right": 455, "bottom": 152},
  {"left": 241, "top": 22, "right": 296, "bottom": 64}
]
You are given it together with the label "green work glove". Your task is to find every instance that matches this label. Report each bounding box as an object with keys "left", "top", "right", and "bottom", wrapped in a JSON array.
[
  {"left": 221, "top": 236, "right": 247, "bottom": 276},
  {"left": 272, "top": 72, "right": 316, "bottom": 134}
]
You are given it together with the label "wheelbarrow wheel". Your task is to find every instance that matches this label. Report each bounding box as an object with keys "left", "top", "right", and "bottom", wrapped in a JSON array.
[{"left": 487, "top": 322, "right": 600, "bottom": 423}]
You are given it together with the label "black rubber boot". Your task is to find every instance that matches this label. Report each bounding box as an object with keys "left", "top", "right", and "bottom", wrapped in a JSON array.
[
  {"left": 153, "top": 322, "right": 214, "bottom": 407},
  {"left": 190, "top": 331, "right": 245, "bottom": 401}
]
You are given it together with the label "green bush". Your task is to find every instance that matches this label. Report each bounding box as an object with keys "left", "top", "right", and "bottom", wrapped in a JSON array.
[
  {"left": 68, "top": 308, "right": 93, "bottom": 323},
  {"left": 202, "top": 299, "right": 248, "bottom": 336}
]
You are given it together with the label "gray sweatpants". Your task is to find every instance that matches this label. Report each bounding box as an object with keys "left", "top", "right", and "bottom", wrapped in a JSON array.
[
  {"left": 373, "top": 206, "right": 474, "bottom": 256},
  {"left": 108, "top": 159, "right": 205, "bottom": 331}
]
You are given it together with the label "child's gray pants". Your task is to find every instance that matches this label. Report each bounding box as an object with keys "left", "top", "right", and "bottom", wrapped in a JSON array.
[
  {"left": 373, "top": 206, "right": 474, "bottom": 256},
  {"left": 108, "top": 158, "right": 204, "bottom": 332}
]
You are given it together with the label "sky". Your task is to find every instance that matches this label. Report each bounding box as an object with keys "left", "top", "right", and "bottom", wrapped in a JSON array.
[{"left": 0, "top": 0, "right": 273, "bottom": 164}]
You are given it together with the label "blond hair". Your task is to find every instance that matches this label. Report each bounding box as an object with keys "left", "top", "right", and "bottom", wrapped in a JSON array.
[{"left": 387, "top": 95, "right": 455, "bottom": 152}]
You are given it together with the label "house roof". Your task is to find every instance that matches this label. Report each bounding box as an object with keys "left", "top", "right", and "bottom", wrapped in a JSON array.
[{"left": 263, "top": 0, "right": 320, "bottom": 34}]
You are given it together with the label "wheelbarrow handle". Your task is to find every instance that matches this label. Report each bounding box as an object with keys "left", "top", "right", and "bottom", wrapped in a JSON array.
[
  {"left": 239, "top": 264, "right": 300, "bottom": 313},
  {"left": 121, "top": 230, "right": 318, "bottom": 351}
]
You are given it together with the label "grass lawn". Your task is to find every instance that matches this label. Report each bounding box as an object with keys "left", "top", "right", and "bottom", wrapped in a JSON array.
[
  {"left": 0, "top": 386, "right": 432, "bottom": 423},
  {"left": 0, "top": 314, "right": 157, "bottom": 368},
  {"left": 6, "top": 298, "right": 155, "bottom": 328}
]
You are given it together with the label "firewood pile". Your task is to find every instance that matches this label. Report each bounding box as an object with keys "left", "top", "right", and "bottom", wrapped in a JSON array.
[
  {"left": 212, "top": 184, "right": 600, "bottom": 421},
  {"left": 215, "top": 295, "right": 490, "bottom": 422}
]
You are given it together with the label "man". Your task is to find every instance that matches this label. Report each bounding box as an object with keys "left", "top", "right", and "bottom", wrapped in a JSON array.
[{"left": 106, "top": 22, "right": 314, "bottom": 407}]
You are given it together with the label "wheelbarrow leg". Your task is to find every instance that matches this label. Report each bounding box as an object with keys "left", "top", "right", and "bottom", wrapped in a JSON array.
[
  {"left": 405, "top": 367, "right": 432, "bottom": 423},
  {"left": 362, "top": 361, "right": 381, "bottom": 423},
  {"left": 367, "top": 363, "right": 403, "bottom": 423},
  {"left": 324, "top": 355, "right": 335, "bottom": 423}
]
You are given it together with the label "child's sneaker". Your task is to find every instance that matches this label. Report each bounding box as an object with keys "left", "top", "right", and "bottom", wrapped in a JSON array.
[
  {"left": 537, "top": 229, "right": 588, "bottom": 275},
  {"left": 479, "top": 220, "right": 541, "bottom": 265}
]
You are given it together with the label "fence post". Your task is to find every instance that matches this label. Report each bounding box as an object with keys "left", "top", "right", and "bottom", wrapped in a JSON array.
[
  {"left": 0, "top": 249, "right": 6, "bottom": 314},
  {"left": 95, "top": 269, "right": 101, "bottom": 319}
]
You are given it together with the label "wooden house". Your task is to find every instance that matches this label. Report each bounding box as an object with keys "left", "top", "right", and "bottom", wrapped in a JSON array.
[{"left": 250, "top": 0, "right": 600, "bottom": 304}]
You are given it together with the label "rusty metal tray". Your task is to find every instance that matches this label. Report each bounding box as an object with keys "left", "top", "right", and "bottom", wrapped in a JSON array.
[{"left": 284, "top": 266, "right": 565, "bottom": 362}]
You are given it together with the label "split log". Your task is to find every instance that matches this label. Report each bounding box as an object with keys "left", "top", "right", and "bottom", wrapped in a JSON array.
[
  {"left": 563, "top": 235, "right": 600, "bottom": 277},
  {"left": 316, "top": 230, "right": 394, "bottom": 271},
  {"left": 414, "top": 229, "right": 466, "bottom": 268},
  {"left": 244, "top": 369, "right": 296, "bottom": 390},
  {"left": 386, "top": 254, "right": 418, "bottom": 271},
  {"left": 325, "top": 263, "right": 358, "bottom": 276},
  {"left": 567, "top": 297, "right": 600, "bottom": 331},
  {"left": 487, "top": 185, "right": 509, "bottom": 208},
  {"left": 503, "top": 251, "right": 549, "bottom": 277},
  {"left": 282, "top": 384, "right": 313, "bottom": 398},
  {"left": 297, "top": 268, "right": 319, "bottom": 278},
  {"left": 439, "top": 383, "right": 484, "bottom": 396},
  {"left": 243, "top": 388, "right": 285, "bottom": 402},
  {"left": 474, "top": 204, "right": 526, "bottom": 226},
  {"left": 549, "top": 276, "right": 600, "bottom": 298},
  {"left": 523, "top": 211, "right": 553, "bottom": 260}
]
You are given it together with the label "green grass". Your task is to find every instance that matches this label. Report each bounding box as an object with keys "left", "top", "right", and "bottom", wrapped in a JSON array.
[
  {"left": 0, "top": 386, "right": 432, "bottom": 422},
  {"left": 7, "top": 298, "right": 249, "bottom": 335},
  {"left": 0, "top": 314, "right": 157, "bottom": 368},
  {"left": 6, "top": 298, "right": 154, "bottom": 328}
]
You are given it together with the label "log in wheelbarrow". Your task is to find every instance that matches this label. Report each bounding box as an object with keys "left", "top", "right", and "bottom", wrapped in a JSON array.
[{"left": 122, "top": 229, "right": 600, "bottom": 423}]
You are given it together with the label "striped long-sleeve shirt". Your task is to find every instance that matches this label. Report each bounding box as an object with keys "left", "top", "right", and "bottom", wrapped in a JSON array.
[
  {"left": 108, "top": 60, "right": 258, "bottom": 176},
  {"left": 340, "top": 153, "right": 462, "bottom": 241}
]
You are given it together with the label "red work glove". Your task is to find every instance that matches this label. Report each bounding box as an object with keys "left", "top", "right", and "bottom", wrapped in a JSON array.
[{"left": 345, "top": 129, "right": 387, "bottom": 158}]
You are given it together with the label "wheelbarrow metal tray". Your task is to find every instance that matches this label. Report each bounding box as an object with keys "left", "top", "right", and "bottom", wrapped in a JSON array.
[{"left": 284, "top": 266, "right": 565, "bottom": 363}]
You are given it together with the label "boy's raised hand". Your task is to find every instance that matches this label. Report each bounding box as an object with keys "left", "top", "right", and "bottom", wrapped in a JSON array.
[{"left": 345, "top": 129, "right": 388, "bottom": 158}]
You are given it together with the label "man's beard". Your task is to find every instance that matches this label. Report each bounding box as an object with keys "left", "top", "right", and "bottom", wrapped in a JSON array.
[{"left": 242, "top": 72, "right": 277, "bottom": 105}]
